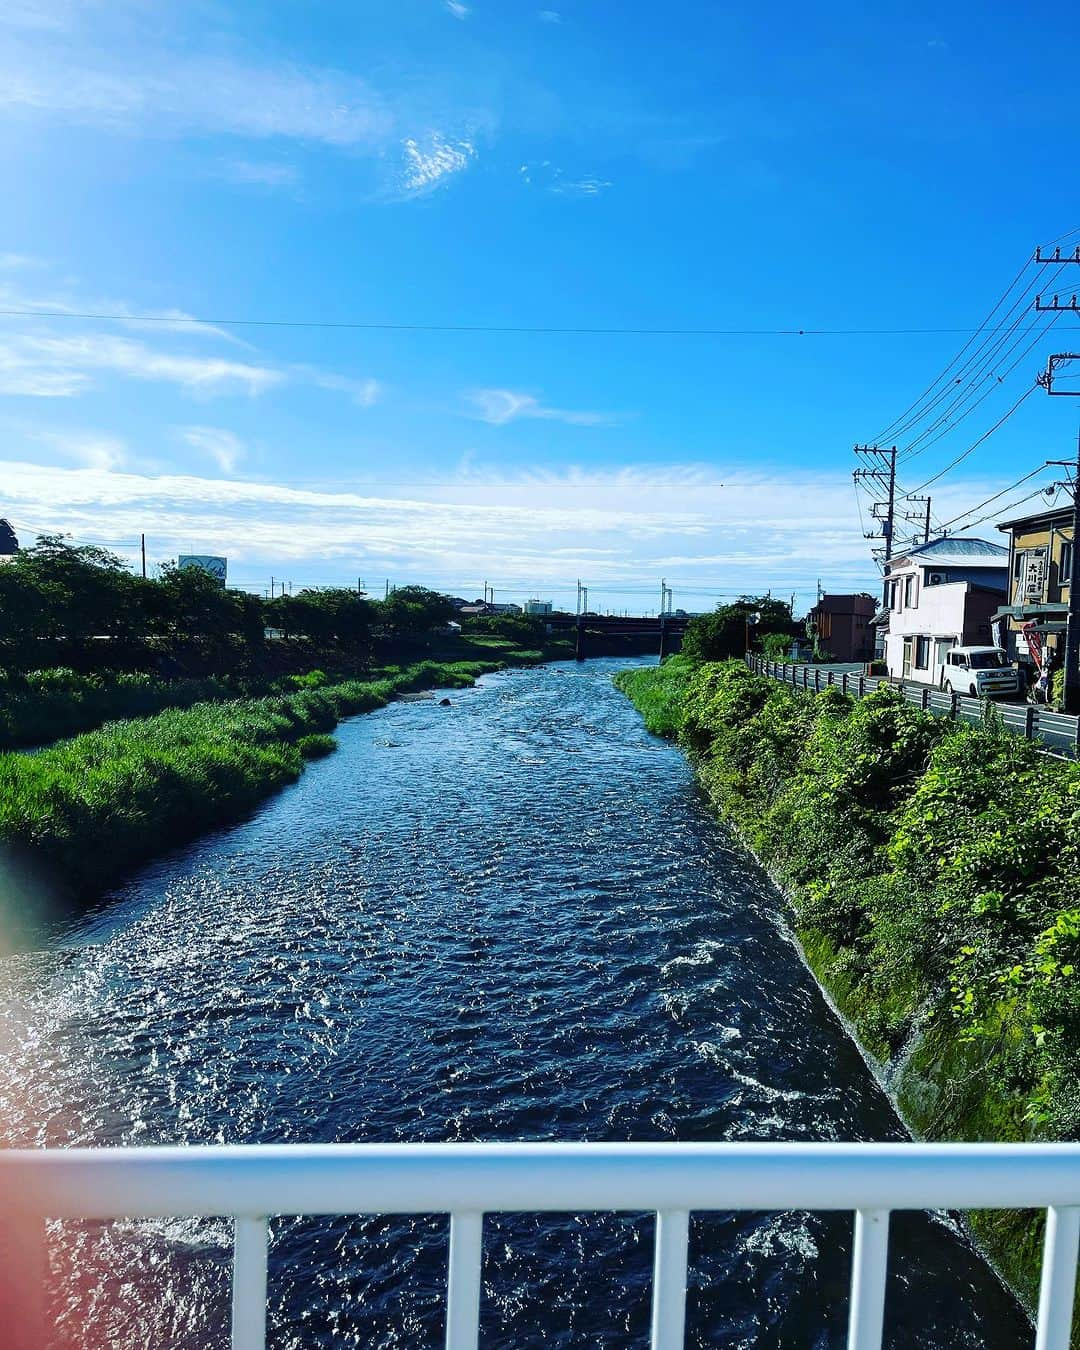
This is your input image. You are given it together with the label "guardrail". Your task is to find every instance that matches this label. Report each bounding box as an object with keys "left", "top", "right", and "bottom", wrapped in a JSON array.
[
  {"left": 3, "top": 1141, "right": 1080, "bottom": 1349},
  {"left": 747, "top": 656, "right": 1080, "bottom": 759}
]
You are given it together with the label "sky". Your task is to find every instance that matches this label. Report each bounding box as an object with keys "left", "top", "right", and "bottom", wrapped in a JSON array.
[{"left": 0, "top": 0, "right": 1078, "bottom": 615}]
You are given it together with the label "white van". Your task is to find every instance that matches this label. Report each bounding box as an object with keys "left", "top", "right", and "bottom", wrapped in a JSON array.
[{"left": 940, "top": 646, "right": 1022, "bottom": 699}]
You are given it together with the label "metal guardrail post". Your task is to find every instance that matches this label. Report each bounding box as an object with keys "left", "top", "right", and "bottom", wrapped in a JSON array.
[
  {"left": 858, "top": 676, "right": 865, "bottom": 697},
  {"left": 232, "top": 1216, "right": 268, "bottom": 1350},
  {"left": 1035, "top": 1206, "right": 1080, "bottom": 1350},
  {"left": 847, "top": 1209, "right": 890, "bottom": 1350},
  {"left": 842, "top": 673, "right": 849, "bottom": 695},
  {"left": 921, "top": 688, "right": 929, "bottom": 712},
  {"left": 950, "top": 692, "right": 958, "bottom": 720},
  {"left": 650, "top": 1210, "right": 690, "bottom": 1350},
  {"left": 446, "top": 1213, "right": 484, "bottom": 1350},
  {"left": 1026, "top": 706, "right": 1036, "bottom": 741},
  {"left": 815, "top": 668, "right": 821, "bottom": 692}
]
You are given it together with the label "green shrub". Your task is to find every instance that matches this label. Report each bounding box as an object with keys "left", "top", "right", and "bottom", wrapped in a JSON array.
[{"left": 297, "top": 733, "right": 337, "bottom": 759}]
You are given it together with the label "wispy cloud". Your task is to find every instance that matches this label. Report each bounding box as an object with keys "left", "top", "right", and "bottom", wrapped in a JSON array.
[
  {"left": 298, "top": 368, "right": 382, "bottom": 407},
  {"left": 34, "top": 429, "right": 128, "bottom": 470},
  {"left": 401, "top": 134, "right": 477, "bottom": 194},
  {"left": 519, "top": 162, "right": 612, "bottom": 196},
  {"left": 0, "top": 333, "right": 281, "bottom": 397},
  {"left": 0, "top": 48, "right": 394, "bottom": 148},
  {"left": 464, "top": 388, "right": 619, "bottom": 427},
  {"left": 444, "top": 0, "right": 471, "bottom": 17},
  {"left": 180, "top": 426, "right": 246, "bottom": 474},
  {"left": 538, "top": 10, "right": 562, "bottom": 21},
  {"left": 222, "top": 159, "right": 299, "bottom": 189}
]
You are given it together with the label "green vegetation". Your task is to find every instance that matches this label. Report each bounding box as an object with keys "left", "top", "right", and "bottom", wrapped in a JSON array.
[
  {"left": 616, "top": 658, "right": 1080, "bottom": 1312},
  {"left": 0, "top": 669, "right": 232, "bottom": 750},
  {"left": 297, "top": 733, "right": 337, "bottom": 760},
  {"left": 612, "top": 657, "right": 691, "bottom": 737},
  {"left": 680, "top": 595, "right": 799, "bottom": 663},
  {"left": 0, "top": 658, "right": 511, "bottom": 921}
]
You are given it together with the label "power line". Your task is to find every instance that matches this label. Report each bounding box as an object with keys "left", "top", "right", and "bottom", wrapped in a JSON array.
[
  {"left": 904, "top": 382, "right": 1040, "bottom": 496},
  {"left": 0, "top": 307, "right": 1070, "bottom": 339},
  {"left": 936, "top": 463, "right": 1056, "bottom": 533},
  {"left": 871, "top": 253, "right": 1039, "bottom": 444}
]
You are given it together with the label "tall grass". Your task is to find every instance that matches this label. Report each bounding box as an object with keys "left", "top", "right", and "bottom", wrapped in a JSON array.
[
  {"left": 0, "top": 669, "right": 231, "bottom": 751},
  {"left": 0, "top": 659, "right": 505, "bottom": 906},
  {"left": 613, "top": 657, "right": 692, "bottom": 737}
]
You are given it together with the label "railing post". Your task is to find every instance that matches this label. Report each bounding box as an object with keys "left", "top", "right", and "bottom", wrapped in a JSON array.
[
  {"left": 950, "top": 692, "right": 958, "bottom": 720},
  {"left": 858, "top": 675, "right": 865, "bottom": 697},
  {"left": 921, "top": 687, "right": 929, "bottom": 712},
  {"left": 446, "top": 1212, "right": 484, "bottom": 1350},
  {"left": 232, "top": 1216, "right": 268, "bottom": 1350},
  {"left": 650, "top": 1210, "right": 690, "bottom": 1350},
  {"left": 842, "top": 672, "right": 848, "bottom": 695},
  {"left": 815, "top": 668, "right": 821, "bottom": 693},
  {"left": 1036, "top": 1206, "right": 1080, "bottom": 1350},
  {"left": 1026, "top": 705, "right": 1036, "bottom": 740},
  {"left": 847, "top": 1209, "right": 890, "bottom": 1350}
]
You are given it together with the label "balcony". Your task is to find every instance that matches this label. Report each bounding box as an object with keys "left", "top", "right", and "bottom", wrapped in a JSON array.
[{"left": 3, "top": 1140, "right": 1080, "bottom": 1349}]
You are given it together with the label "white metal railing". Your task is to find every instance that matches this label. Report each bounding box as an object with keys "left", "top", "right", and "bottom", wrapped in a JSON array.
[{"left": 3, "top": 1141, "right": 1080, "bottom": 1349}]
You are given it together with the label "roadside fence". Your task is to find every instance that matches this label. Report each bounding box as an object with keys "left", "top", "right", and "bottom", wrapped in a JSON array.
[{"left": 745, "top": 655, "right": 1080, "bottom": 761}]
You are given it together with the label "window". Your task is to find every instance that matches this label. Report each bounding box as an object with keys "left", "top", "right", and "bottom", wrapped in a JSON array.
[
  {"left": 904, "top": 574, "right": 916, "bottom": 609},
  {"left": 915, "top": 636, "right": 930, "bottom": 670},
  {"left": 1061, "top": 540, "right": 1074, "bottom": 588}
]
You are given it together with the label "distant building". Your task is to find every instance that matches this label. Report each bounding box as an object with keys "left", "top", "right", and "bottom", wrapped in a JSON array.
[
  {"left": 458, "top": 601, "right": 522, "bottom": 618},
  {"left": 0, "top": 518, "right": 18, "bottom": 563},
  {"left": 524, "top": 599, "right": 553, "bottom": 616},
  {"left": 993, "top": 504, "right": 1074, "bottom": 668},
  {"left": 806, "top": 593, "right": 876, "bottom": 662},
  {"left": 882, "top": 537, "right": 1008, "bottom": 683}
]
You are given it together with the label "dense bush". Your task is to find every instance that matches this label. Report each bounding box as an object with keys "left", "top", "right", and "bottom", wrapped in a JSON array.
[
  {"left": 616, "top": 658, "right": 1080, "bottom": 1308},
  {"left": 681, "top": 596, "right": 798, "bottom": 663},
  {"left": 619, "top": 660, "right": 1080, "bottom": 1127}
]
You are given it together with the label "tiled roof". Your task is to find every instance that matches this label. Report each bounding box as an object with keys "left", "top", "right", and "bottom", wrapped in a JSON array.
[{"left": 892, "top": 536, "right": 1007, "bottom": 568}]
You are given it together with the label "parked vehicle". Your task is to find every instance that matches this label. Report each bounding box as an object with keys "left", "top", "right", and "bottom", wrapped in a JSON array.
[{"left": 940, "top": 646, "right": 1022, "bottom": 699}]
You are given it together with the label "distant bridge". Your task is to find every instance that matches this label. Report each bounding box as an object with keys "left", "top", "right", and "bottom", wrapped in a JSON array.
[{"left": 547, "top": 613, "right": 691, "bottom": 660}]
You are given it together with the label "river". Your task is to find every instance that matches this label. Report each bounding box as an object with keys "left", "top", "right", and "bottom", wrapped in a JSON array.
[{"left": 0, "top": 658, "right": 1029, "bottom": 1348}]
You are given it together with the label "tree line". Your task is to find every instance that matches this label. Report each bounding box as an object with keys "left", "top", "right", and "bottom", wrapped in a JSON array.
[{"left": 0, "top": 536, "right": 482, "bottom": 675}]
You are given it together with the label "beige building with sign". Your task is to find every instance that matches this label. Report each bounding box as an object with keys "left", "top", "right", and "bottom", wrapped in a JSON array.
[{"left": 993, "top": 504, "right": 1074, "bottom": 665}]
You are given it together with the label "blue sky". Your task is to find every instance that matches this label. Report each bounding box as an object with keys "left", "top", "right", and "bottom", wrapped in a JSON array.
[{"left": 0, "top": 0, "right": 1077, "bottom": 614}]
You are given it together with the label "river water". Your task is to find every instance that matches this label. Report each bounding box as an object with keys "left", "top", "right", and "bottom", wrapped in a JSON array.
[{"left": 0, "top": 659, "right": 1029, "bottom": 1348}]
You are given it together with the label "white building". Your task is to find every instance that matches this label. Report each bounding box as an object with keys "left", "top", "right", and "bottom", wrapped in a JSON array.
[
  {"left": 524, "top": 599, "right": 553, "bottom": 616},
  {"left": 882, "top": 537, "right": 1008, "bottom": 684}
]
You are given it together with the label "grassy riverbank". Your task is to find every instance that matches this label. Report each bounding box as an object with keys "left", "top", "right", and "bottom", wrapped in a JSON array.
[
  {"left": 0, "top": 655, "right": 514, "bottom": 936},
  {"left": 615, "top": 657, "right": 1080, "bottom": 1314}
]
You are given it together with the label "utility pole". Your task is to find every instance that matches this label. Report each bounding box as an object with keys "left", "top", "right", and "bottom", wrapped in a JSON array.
[
  {"left": 385, "top": 578, "right": 390, "bottom": 599},
  {"left": 140, "top": 533, "right": 146, "bottom": 579},
  {"left": 854, "top": 444, "right": 898, "bottom": 602},
  {"left": 660, "top": 578, "right": 666, "bottom": 618},
  {"left": 576, "top": 579, "right": 583, "bottom": 615},
  {"left": 270, "top": 577, "right": 275, "bottom": 599},
  {"left": 900, "top": 495, "right": 932, "bottom": 544}
]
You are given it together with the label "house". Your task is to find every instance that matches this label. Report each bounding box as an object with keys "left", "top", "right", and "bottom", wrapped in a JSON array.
[
  {"left": 993, "top": 504, "right": 1074, "bottom": 669},
  {"left": 882, "top": 537, "right": 1009, "bottom": 683},
  {"left": 806, "top": 593, "right": 876, "bottom": 662}
]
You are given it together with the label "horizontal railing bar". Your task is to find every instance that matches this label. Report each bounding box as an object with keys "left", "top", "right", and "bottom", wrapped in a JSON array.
[{"left": 5, "top": 1143, "right": 1080, "bottom": 1219}]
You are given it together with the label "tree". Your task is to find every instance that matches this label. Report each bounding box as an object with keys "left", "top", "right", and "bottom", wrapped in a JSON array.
[
  {"left": 682, "top": 596, "right": 797, "bottom": 663},
  {"left": 375, "top": 586, "right": 455, "bottom": 641}
]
